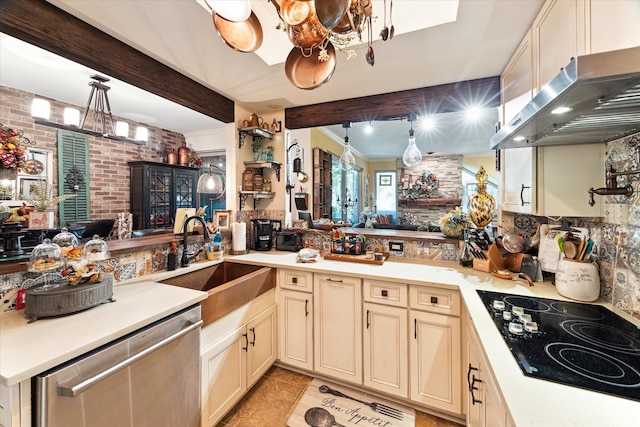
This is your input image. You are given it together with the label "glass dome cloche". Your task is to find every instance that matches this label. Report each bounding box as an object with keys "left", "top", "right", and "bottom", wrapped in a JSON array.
[
  {"left": 52, "top": 227, "right": 82, "bottom": 262},
  {"left": 28, "top": 238, "right": 62, "bottom": 272},
  {"left": 83, "top": 234, "right": 110, "bottom": 261}
]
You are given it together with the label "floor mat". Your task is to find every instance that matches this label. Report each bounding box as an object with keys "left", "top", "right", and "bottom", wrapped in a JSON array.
[{"left": 287, "top": 378, "right": 415, "bottom": 427}]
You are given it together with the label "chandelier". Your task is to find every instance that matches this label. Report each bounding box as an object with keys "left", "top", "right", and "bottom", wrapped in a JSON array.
[{"left": 207, "top": 0, "right": 391, "bottom": 90}]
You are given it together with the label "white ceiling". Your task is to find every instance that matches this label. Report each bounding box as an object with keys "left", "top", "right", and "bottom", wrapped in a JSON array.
[{"left": 1, "top": 0, "right": 544, "bottom": 159}]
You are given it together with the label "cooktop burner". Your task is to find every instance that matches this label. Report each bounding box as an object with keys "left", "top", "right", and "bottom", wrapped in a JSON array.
[{"left": 476, "top": 290, "right": 640, "bottom": 401}]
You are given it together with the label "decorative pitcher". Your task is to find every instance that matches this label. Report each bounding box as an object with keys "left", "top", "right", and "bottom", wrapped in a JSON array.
[
  {"left": 468, "top": 166, "right": 496, "bottom": 228},
  {"left": 249, "top": 113, "right": 263, "bottom": 127}
]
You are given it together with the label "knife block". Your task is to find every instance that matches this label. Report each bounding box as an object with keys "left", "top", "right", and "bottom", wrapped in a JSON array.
[{"left": 472, "top": 244, "right": 505, "bottom": 273}]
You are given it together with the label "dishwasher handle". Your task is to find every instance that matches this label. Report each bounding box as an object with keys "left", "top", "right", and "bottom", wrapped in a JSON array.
[{"left": 58, "top": 318, "right": 203, "bottom": 397}]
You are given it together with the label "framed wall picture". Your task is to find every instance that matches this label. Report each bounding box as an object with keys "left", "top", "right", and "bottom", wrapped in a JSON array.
[
  {"left": 19, "top": 177, "right": 43, "bottom": 198},
  {"left": 214, "top": 210, "right": 232, "bottom": 230},
  {"left": 378, "top": 174, "right": 392, "bottom": 186}
]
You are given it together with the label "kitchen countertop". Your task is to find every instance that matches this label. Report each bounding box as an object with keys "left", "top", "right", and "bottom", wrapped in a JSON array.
[
  {"left": 0, "top": 280, "right": 207, "bottom": 387},
  {"left": 224, "top": 251, "right": 640, "bottom": 427},
  {"left": 1, "top": 252, "right": 638, "bottom": 426}
]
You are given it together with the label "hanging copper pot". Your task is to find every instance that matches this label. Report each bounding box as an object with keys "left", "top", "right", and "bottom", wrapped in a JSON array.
[
  {"left": 331, "top": 10, "right": 353, "bottom": 34},
  {"left": 212, "top": 11, "right": 263, "bottom": 53},
  {"left": 315, "top": 0, "right": 350, "bottom": 30},
  {"left": 285, "top": 41, "right": 336, "bottom": 90},
  {"left": 281, "top": 0, "right": 312, "bottom": 26},
  {"left": 287, "top": 5, "right": 328, "bottom": 49}
]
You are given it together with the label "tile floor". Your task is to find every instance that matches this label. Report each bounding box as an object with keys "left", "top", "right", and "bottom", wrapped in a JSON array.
[{"left": 219, "top": 365, "right": 464, "bottom": 427}]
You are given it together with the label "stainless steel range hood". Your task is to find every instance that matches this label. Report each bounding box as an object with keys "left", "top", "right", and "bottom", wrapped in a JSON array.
[{"left": 491, "top": 46, "right": 640, "bottom": 150}]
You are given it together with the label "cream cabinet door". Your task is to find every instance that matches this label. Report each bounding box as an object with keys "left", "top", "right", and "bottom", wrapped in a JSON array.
[
  {"left": 201, "top": 325, "right": 246, "bottom": 427},
  {"left": 465, "top": 313, "right": 509, "bottom": 427},
  {"left": 410, "top": 310, "right": 461, "bottom": 414},
  {"left": 501, "top": 147, "right": 536, "bottom": 214},
  {"left": 314, "top": 274, "right": 362, "bottom": 384},
  {"left": 501, "top": 29, "right": 534, "bottom": 126},
  {"left": 278, "top": 289, "right": 313, "bottom": 370},
  {"left": 534, "top": 0, "right": 586, "bottom": 91},
  {"left": 247, "top": 304, "right": 277, "bottom": 388},
  {"left": 588, "top": 0, "right": 640, "bottom": 53},
  {"left": 363, "top": 302, "right": 408, "bottom": 398}
]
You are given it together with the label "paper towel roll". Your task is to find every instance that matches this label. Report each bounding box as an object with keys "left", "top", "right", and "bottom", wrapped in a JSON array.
[{"left": 232, "top": 222, "right": 247, "bottom": 252}]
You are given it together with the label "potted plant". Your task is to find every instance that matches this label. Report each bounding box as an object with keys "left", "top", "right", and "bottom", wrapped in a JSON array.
[
  {"left": 251, "top": 139, "right": 262, "bottom": 161},
  {"left": 21, "top": 179, "right": 76, "bottom": 229}
]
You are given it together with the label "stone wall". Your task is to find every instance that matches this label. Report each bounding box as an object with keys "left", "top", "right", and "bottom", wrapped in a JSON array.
[{"left": 396, "top": 155, "right": 462, "bottom": 226}]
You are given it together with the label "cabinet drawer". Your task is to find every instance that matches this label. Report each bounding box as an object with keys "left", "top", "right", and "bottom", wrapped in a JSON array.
[
  {"left": 409, "top": 285, "right": 460, "bottom": 316},
  {"left": 279, "top": 269, "right": 313, "bottom": 292},
  {"left": 363, "top": 280, "right": 407, "bottom": 307}
]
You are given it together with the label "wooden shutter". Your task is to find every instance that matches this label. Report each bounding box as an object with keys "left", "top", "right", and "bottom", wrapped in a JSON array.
[{"left": 57, "top": 131, "right": 90, "bottom": 225}]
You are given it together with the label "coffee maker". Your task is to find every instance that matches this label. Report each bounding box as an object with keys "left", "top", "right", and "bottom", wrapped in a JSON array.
[{"left": 250, "top": 219, "right": 273, "bottom": 251}]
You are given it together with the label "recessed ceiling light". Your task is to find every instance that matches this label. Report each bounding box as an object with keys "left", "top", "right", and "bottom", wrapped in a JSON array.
[
  {"left": 551, "top": 106, "right": 572, "bottom": 114},
  {"left": 465, "top": 107, "right": 482, "bottom": 121},
  {"left": 513, "top": 136, "right": 525, "bottom": 142},
  {"left": 364, "top": 123, "right": 373, "bottom": 134},
  {"left": 420, "top": 116, "right": 435, "bottom": 130}
]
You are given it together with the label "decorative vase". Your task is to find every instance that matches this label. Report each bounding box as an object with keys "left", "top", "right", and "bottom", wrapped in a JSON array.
[
  {"left": 167, "top": 149, "right": 178, "bottom": 165},
  {"left": 260, "top": 147, "right": 268, "bottom": 161},
  {"left": 468, "top": 166, "right": 496, "bottom": 228},
  {"left": 178, "top": 141, "right": 190, "bottom": 166},
  {"left": 253, "top": 150, "right": 260, "bottom": 161},
  {"left": 555, "top": 258, "right": 600, "bottom": 302}
]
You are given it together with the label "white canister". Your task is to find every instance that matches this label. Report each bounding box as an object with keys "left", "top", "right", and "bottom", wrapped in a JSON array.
[{"left": 555, "top": 258, "right": 600, "bottom": 302}]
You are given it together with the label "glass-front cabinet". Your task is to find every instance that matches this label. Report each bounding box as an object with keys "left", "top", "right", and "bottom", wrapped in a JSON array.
[{"left": 128, "top": 161, "right": 198, "bottom": 230}]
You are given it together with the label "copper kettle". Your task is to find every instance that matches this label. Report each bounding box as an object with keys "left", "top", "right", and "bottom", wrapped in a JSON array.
[{"left": 249, "top": 113, "right": 263, "bottom": 127}]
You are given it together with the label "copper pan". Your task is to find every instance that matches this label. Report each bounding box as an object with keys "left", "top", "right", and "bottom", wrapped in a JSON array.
[
  {"left": 285, "top": 42, "right": 336, "bottom": 90},
  {"left": 212, "top": 11, "right": 263, "bottom": 53},
  {"left": 287, "top": 6, "right": 328, "bottom": 49},
  {"left": 315, "top": 0, "right": 350, "bottom": 30}
]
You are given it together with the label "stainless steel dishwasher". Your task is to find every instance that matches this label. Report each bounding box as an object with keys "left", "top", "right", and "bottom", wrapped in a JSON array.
[{"left": 34, "top": 304, "right": 202, "bottom": 427}]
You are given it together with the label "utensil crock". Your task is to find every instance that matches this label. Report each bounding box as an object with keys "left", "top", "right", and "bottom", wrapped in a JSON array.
[{"left": 555, "top": 258, "right": 600, "bottom": 302}]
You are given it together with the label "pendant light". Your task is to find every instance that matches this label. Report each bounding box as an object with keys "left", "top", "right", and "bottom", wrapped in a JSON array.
[
  {"left": 402, "top": 115, "right": 422, "bottom": 167},
  {"left": 197, "top": 164, "right": 226, "bottom": 200},
  {"left": 340, "top": 122, "right": 356, "bottom": 171}
]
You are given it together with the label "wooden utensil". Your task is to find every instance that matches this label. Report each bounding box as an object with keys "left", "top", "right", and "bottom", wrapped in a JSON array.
[{"left": 492, "top": 270, "right": 534, "bottom": 287}]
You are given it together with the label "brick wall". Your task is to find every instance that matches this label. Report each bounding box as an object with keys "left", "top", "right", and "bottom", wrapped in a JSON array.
[{"left": 1, "top": 85, "right": 185, "bottom": 221}]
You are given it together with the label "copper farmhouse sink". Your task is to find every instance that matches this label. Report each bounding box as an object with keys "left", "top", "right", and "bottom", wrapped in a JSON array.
[{"left": 160, "top": 262, "right": 274, "bottom": 326}]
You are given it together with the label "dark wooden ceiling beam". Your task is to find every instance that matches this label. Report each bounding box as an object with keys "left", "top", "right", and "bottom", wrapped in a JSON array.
[
  {"left": 285, "top": 76, "right": 500, "bottom": 129},
  {"left": 0, "top": 0, "right": 234, "bottom": 123}
]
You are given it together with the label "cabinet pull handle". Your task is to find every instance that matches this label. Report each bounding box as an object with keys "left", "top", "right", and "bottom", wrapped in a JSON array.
[
  {"left": 470, "top": 375, "right": 483, "bottom": 405},
  {"left": 326, "top": 278, "right": 343, "bottom": 283},
  {"left": 250, "top": 327, "right": 256, "bottom": 346},
  {"left": 520, "top": 184, "right": 531, "bottom": 206},
  {"left": 414, "top": 318, "right": 417, "bottom": 339},
  {"left": 366, "top": 310, "right": 370, "bottom": 329},
  {"left": 305, "top": 299, "right": 309, "bottom": 317},
  {"left": 467, "top": 363, "right": 478, "bottom": 389},
  {"left": 242, "top": 333, "right": 248, "bottom": 352}
]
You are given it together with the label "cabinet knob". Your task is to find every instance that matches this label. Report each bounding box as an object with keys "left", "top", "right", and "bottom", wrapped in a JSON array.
[
  {"left": 381, "top": 289, "right": 388, "bottom": 297},
  {"left": 292, "top": 277, "right": 297, "bottom": 284},
  {"left": 431, "top": 296, "right": 438, "bottom": 304}
]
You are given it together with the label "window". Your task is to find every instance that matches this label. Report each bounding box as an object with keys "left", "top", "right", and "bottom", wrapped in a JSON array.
[{"left": 331, "top": 156, "right": 361, "bottom": 224}]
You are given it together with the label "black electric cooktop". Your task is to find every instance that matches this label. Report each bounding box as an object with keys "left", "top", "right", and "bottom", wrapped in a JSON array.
[{"left": 477, "top": 290, "right": 640, "bottom": 402}]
